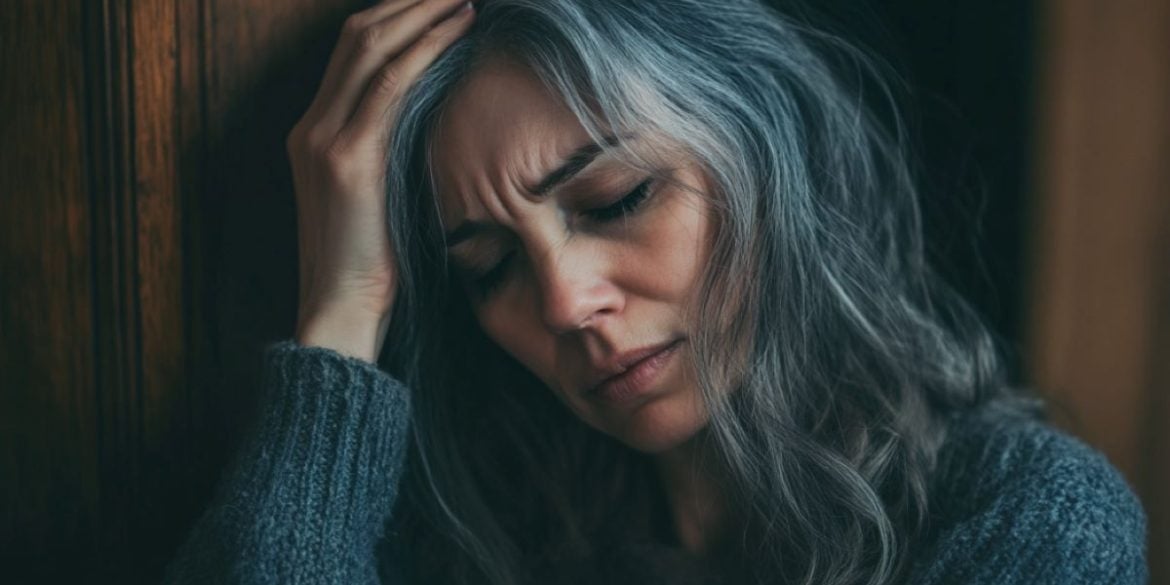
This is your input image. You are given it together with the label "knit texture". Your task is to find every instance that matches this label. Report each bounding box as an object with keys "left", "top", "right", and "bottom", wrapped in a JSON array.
[
  {"left": 164, "top": 341, "right": 412, "bottom": 585},
  {"left": 164, "top": 341, "right": 1148, "bottom": 584},
  {"left": 906, "top": 407, "right": 1149, "bottom": 584}
]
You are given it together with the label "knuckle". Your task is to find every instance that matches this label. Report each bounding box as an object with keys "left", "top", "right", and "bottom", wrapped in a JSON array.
[
  {"left": 320, "top": 135, "right": 360, "bottom": 176},
  {"left": 304, "top": 128, "right": 334, "bottom": 155},
  {"left": 371, "top": 66, "right": 403, "bottom": 97},
  {"left": 321, "top": 140, "right": 357, "bottom": 180},
  {"left": 288, "top": 123, "right": 322, "bottom": 158},
  {"left": 355, "top": 25, "right": 383, "bottom": 52},
  {"left": 341, "top": 13, "right": 369, "bottom": 37},
  {"left": 418, "top": 31, "right": 445, "bottom": 52},
  {"left": 419, "top": 22, "right": 460, "bottom": 52},
  {"left": 321, "top": 146, "right": 345, "bottom": 172}
]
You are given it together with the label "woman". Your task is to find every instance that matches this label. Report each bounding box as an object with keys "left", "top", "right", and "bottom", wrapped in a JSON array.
[{"left": 165, "top": 0, "right": 1148, "bottom": 583}]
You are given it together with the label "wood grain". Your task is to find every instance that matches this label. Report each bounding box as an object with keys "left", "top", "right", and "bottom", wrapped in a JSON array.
[
  {"left": 1, "top": 1, "right": 99, "bottom": 581},
  {"left": 2, "top": 0, "right": 358, "bottom": 580}
]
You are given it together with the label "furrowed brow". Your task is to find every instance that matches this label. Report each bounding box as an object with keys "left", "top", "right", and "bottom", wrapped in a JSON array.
[
  {"left": 443, "top": 134, "right": 622, "bottom": 246},
  {"left": 527, "top": 134, "right": 620, "bottom": 196}
]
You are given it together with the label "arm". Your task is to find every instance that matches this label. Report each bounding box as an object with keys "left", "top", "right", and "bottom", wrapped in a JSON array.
[
  {"left": 162, "top": 341, "right": 411, "bottom": 584},
  {"left": 163, "top": 1, "right": 478, "bottom": 580}
]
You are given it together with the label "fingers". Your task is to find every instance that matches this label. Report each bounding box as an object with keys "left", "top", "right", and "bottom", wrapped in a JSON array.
[
  {"left": 340, "top": 3, "right": 475, "bottom": 146},
  {"left": 309, "top": 0, "right": 422, "bottom": 115},
  {"left": 347, "top": 0, "right": 424, "bottom": 28},
  {"left": 312, "top": 0, "right": 473, "bottom": 132}
]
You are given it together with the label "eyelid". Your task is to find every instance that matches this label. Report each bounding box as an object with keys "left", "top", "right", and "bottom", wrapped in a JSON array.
[
  {"left": 468, "top": 250, "right": 515, "bottom": 297},
  {"left": 463, "top": 175, "right": 660, "bottom": 298},
  {"left": 584, "top": 178, "right": 656, "bottom": 222}
]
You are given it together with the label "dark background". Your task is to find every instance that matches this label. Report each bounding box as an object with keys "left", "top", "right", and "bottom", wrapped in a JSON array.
[{"left": 820, "top": 0, "right": 1036, "bottom": 360}]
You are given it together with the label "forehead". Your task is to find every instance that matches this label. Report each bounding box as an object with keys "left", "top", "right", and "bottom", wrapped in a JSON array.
[{"left": 428, "top": 57, "right": 593, "bottom": 224}]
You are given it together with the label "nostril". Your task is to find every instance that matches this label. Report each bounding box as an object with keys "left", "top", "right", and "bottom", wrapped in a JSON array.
[{"left": 542, "top": 288, "right": 623, "bottom": 335}]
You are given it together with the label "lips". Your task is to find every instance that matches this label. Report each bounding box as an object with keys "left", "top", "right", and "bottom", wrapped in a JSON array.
[{"left": 584, "top": 338, "right": 683, "bottom": 394}]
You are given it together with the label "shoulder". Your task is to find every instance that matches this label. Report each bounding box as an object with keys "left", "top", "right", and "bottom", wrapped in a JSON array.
[{"left": 907, "top": 402, "right": 1149, "bottom": 585}]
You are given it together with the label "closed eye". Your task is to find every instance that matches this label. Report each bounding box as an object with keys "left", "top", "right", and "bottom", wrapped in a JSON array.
[
  {"left": 586, "top": 179, "right": 655, "bottom": 222},
  {"left": 469, "top": 250, "right": 515, "bottom": 297},
  {"left": 468, "top": 179, "right": 658, "bottom": 298}
]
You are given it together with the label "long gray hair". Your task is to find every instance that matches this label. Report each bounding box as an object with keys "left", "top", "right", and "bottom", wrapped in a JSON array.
[{"left": 380, "top": 1, "right": 1026, "bottom": 583}]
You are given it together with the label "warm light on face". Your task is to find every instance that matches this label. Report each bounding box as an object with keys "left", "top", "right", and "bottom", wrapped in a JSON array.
[{"left": 429, "top": 58, "right": 718, "bottom": 454}]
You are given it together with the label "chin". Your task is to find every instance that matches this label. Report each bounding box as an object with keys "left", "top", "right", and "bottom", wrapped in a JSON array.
[{"left": 609, "top": 390, "right": 712, "bottom": 454}]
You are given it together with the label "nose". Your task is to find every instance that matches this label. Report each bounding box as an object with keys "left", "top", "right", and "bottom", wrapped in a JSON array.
[{"left": 532, "top": 245, "right": 623, "bottom": 335}]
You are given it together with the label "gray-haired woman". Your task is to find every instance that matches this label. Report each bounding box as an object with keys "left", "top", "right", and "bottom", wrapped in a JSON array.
[{"left": 165, "top": 1, "right": 1148, "bottom": 583}]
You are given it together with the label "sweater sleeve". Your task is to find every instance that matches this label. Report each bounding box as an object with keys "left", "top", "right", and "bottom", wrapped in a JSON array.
[
  {"left": 908, "top": 418, "right": 1149, "bottom": 585},
  {"left": 162, "top": 340, "right": 413, "bottom": 585}
]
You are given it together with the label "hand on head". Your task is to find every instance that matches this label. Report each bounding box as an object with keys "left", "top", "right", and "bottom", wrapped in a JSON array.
[{"left": 288, "top": 0, "right": 476, "bottom": 362}]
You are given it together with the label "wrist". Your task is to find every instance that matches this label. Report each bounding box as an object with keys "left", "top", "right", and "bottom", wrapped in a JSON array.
[{"left": 295, "top": 302, "right": 392, "bottom": 363}]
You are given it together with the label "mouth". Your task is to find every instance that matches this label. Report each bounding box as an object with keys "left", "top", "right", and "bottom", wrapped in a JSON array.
[{"left": 586, "top": 338, "right": 684, "bottom": 404}]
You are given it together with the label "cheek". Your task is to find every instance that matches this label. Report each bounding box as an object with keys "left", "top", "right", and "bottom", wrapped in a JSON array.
[
  {"left": 625, "top": 187, "right": 713, "bottom": 304},
  {"left": 476, "top": 300, "right": 560, "bottom": 388}
]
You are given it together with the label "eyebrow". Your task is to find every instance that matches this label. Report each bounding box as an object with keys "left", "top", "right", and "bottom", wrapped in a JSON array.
[{"left": 444, "top": 134, "right": 620, "bottom": 248}]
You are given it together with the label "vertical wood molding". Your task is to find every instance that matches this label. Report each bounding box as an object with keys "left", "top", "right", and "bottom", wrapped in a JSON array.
[
  {"left": 131, "top": 0, "right": 186, "bottom": 456},
  {"left": 1029, "top": 0, "right": 1170, "bottom": 579},
  {"left": 85, "top": 0, "right": 140, "bottom": 559},
  {"left": 81, "top": 0, "right": 208, "bottom": 576}
]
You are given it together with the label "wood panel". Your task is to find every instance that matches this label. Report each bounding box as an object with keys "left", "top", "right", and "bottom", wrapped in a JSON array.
[
  {"left": 1, "top": 1, "right": 99, "bottom": 581},
  {"left": 1, "top": 0, "right": 359, "bottom": 581},
  {"left": 1028, "top": 0, "right": 1170, "bottom": 581}
]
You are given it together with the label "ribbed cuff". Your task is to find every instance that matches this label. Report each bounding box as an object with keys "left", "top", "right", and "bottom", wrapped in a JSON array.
[
  {"left": 165, "top": 340, "right": 414, "bottom": 584},
  {"left": 222, "top": 340, "right": 412, "bottom": 580},
  {"left": 256, "top": 339, "right": 412, "bottom": 518}
]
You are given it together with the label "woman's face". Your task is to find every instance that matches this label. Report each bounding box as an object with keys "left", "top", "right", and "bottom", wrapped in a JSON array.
[{"left": 430, "top": 58, "right": 717, "bottom": 454}]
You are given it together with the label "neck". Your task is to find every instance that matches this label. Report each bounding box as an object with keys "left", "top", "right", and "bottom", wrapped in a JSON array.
[{"left": 653, "top": 430, "right": 731, "bottom": 558}]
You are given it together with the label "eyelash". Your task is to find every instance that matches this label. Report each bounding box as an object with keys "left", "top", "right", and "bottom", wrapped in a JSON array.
[
  {"left": 585, "top": 179, "right": 655, "bottom": 222},
  {"left": 471, "top": 179, "right": 657, "bottom": 296}
]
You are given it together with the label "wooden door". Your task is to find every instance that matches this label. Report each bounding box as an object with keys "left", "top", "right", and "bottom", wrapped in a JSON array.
[{"left": 1, "top": 0, "right": 363, "bottom": 581}]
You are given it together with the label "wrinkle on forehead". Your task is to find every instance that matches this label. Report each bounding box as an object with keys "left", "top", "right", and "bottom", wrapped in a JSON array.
[{"left": 426, "top": 57, "right": 593, "bottom": 232}]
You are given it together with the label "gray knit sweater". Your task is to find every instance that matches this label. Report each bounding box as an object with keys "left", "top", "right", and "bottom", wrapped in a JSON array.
[{"left": 163, "top": 341, "right": 1148, "bottom": 584}]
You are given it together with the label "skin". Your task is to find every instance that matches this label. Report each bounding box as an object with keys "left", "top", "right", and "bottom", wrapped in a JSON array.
[
  {"left": 292, "top": 0, "right": 480, "bottom": 359},
  {"left": 430, "top": 57, "right": 728, "bottom": 553},
  {"left": 289, "top": 0, "right": 728, "bottom": 556}
]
